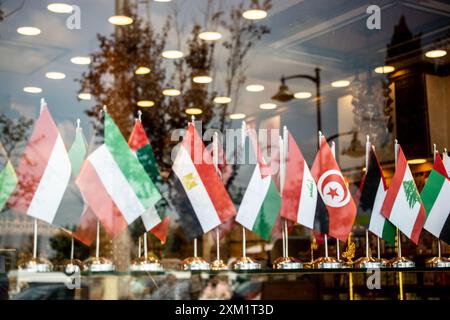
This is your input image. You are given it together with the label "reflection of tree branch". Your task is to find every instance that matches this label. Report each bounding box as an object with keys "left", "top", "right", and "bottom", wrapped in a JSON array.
[{"left": 0, "top": 0, "right": 26, "bottom": 22}]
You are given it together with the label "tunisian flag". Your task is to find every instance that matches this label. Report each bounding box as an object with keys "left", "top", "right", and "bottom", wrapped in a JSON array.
[{"left": 310, "top": 138, "right": 357, "bottom": 241}]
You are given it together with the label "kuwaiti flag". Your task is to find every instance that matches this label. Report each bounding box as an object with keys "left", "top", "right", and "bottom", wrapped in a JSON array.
[
  {"left": 128, "top": 120, "right": 171, "bottom": 243},
  {"left": 380, "top": 146, "right": 426, "bottom": 244},
  {"left": 8, "top": 101, "right": 71, "bottom": 223},
  {"left": 235, "top": 126, "right": 281, "bottom": 241},
  {"left": 357, "top": 147, "right": 396, "bottom": 244},
  {"left": 421, "top": 152, "right": 450, "bottom": 244},
  {"left": 171, "top": 122, "right": 236, "bottom": 240},
  {"left": 76, "top": 112, "right": 162, "bottom": 239},
  {"left": 310, "top": 137, "right": 357, "bottom": 241},
  {"left": 0, "top": 142, "right": 17, "bottom": 211},
  {"left": 280, "top": 131, "right": 317, "bottom": 229}
]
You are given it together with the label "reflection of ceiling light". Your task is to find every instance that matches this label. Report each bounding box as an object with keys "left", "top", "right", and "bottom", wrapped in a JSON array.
[
  {"left": 185, "top": 108, "right": 203, "bottom": 115},
  {"left": 246, "top": 84, "right": 264, "bottom": 92},
  {"left": 425, "top": 49, "right": 447, "bottom": 58},
  {"left": 193, "top": 76, "right": 212, "bottom": 84},
  {"left": 162, "top": 50, "right": 184, "bottom": 59},
  {"left": 331, "top": 80, "right": 350, "bottom": 88},
  {"left": 23, "top": 87, "right": 42, "bottom": 94},
  {"left": 78, "top": 93, "right": 91, "bottom": 101},
  {"left": 45, "top": 72, "right": 66, "bottom": 80},
  {"left": 242, "top": 9, "right": 267, "bottom": 20},
  {"left": 47, "top": 3, "right": 73, "bottom": 13},
  {"left": 407, "top": 158, "right": 427, "bottom": 165},
  {"left": 294, "top": 92, "right": 312, "bottom": 99},
  {"left": 137, "top": 100, "right": 155, "bottom": 108},
  {"left": 229, "top": 113, "right": 246, "bottom": 120},
  {"left": 17, "top": 27, "right": 41, "bottom": 36},
  {"left": 259, "top": 103, "right": 277, "bottom": 110},
  {"left": 374, "top": 65, "right": 395, "bottom": 74},
  {"left": 199, "top": 31, "right": 222, "bottom": 41},
  {"left": 108, "top": 15, "right": 133, "bottom": 26},
  {"left": 214, "top": 96, "right": 231, "bottom": 104},
  {"left": 70, "top": 56, "right": 91, "bottom": 65},
  {"left": 154, "top": 0, "right": 172, "bottom": 2},
  {"left": 135, "top": 66, "right": 151, "bottom": 75},
  {"left": 162, "top": 89, "right": 181, "bottom": 96}
]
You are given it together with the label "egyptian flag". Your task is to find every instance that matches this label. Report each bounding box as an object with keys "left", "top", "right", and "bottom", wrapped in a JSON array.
[
  {"left": 421, "top": 152, "right": 450, "bottom": 244},
  {"left": 357, "top": 147, "right": 396, "bottom": 243},
  {"left": 310, "top": 137, "right": 357, "bottom": 241},
  {"left": 128, "top": 120, "right": 171, "bottom": 243},
  {"left": 0, "top": 142, "right": 17, "bottom": 211},
  {"left": 380, "top": 146, "right": 426, "bottom": 244},
  {"left": 8, "top": 100, "right": 72, "bottom": 224},
  {"left": 171, "top": 123, "right": 236, "bottom": 240}
]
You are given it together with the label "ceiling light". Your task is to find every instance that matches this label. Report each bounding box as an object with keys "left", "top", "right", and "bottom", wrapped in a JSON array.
[
  {"left": 137, "top": 100, "right": 155, "bottom": 108},
  {"left": 229, "top": 113, "right": 246, "bottom": 120},
  {"left": 17, "top": 27, "right": 41, "bottom": 36},
  {"left": 185, "top": 108, "right": 203, "bottom": 115},
  {"left": 425, "top": 49, "right": 447, "bottom": 58},
  {"left": 246, "top": 84, "right": 264, "bottom": 92},
  {"left": 78, "top": 93, "right": 91, "bottom": 101},
  {"left": 108, "top": 15, "right": 133, "bottom": 26},
  {"left": 154, "top": 0, "right": 172, "bottom": 2},
  {"left": 23, "top": 87, "right": 42, "bottom": 94},
  {"left": 331, "top": 80, "right": 350, "bottom": 88},
  {"left": 259, "top": 103, "right": 277, "bottom": 110},
  {"left": 45, "top": 72, "right": 66, "bottom": 80},
  {"left": 162, "top": 89, "right": 181, "bottom": 96},
  {"left": 162, "top": 50, "right": 184, "bottom": 59},
  {"left": 214, "top": 96, "right": 231, "bottom": 104},
  {"left": 199, "top": 31, "right": 222, "bottom": 41},
  {"left": 135, "top": 66, "right": 151, "bottom": 75},
  {"left": 374, "top": 65, "right": 395, "bottom": 74},
  {"left": 193, "top": 76, "right": 212, "bottom": 84},
  {"left": 242, "top": 9, "right": 267, "bottom": 20},
  {"left": 47, "top": 3, "right": 73, "bottom": 13},
  {"left": 70, "top": 56, "right": 91, "bottom": 65},
  {"left": 407, "top": 158, "right": 427, "bottom": 165},
  {"left": 294, "top": 92, "right": 312, "bottom": 99}
]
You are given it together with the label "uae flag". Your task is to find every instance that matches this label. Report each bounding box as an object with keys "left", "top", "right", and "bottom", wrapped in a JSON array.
[
  {"left": 8, "top": 101, "right": 72, "bottom": 224},
  {"left": 128, "top": 120, "right": 171, "bottom": 243},
  {"left": 0, "top": 142, "right": 17, "bottom": 211},
  {"left": 310, "top": 137, "right": 357, "bottom": 241},
  {"left": 235, "top": 126, "right": 281, "bottom": 241},
  {"left": 357, "top": 147, "right": 396, "bottom": 244},
  {"left": 443, "top": 151, "right": 450, "bottom": 178},
  {"left": 76, "top": 112, "right": 162, "bottom": 239},
  {"left": 421, "top": 152, "right": 450, "bottom": 244},
  {"left": 380, "top": 146, "right": 426, "bottom": 244},
  {"left": 280, "top": 131, "right": 317, "bottom": 229},
  {"left": 171, "top": 123, "right": 236, "bottom": 240}
]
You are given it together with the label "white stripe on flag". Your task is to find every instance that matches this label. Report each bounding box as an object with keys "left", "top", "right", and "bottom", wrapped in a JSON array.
[
  {"left": 369, "top": 181, "right": 387, "bottom": 238},
  {"left": 297, "top": 160, "right": 317, "bottom": 229},
  {"left": 28, "top": 135, "right": 71, "bottom": 223},
  {"left": 89, "top": 144, "right": 145, "bottom": 224},
  {"left": 141, "top": 206, "right": 162, "bottom": 231},
  {"left": 424, "top": 179, "right": 450, "bottom": 237}
]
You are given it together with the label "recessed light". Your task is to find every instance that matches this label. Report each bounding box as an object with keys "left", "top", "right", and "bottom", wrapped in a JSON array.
[
  {"left": 154, "top": 0, "right": 172, "bottom": 2},
  {"left": 108, "top": 15, "right": 133, "bottom": 26},
  {"left": 229, "top": 113, "right": 246, "bottom": 120},
  {"left": 246, "top": 84, "right": 264, "bottom": 92},
  {"left": 294, "top": 92, "right": 312, "bottom": 99},
  {"left": 193, "top": 76, "right": 212, "bottom": 84},
  {"left": 214, "top": 96, "right": 232, "bottom": 104},
  {"left": 23, "top": 87, "right": 42, "bottom": 94},
  {"left": 137, "top": 100, "right": 155, "bottom": 108},
  {"left": 162, "top": 89, "right": 181, "bottom": 96},
  {"left": 45, "top": 72, "right": 66, "bottom": 80},
  {"left": 199, "top": 31, "right": 222, "bottom": 41},
  {"left": 185, "top": 108, "right": 203, "bottom": 115},
  {"left": 162, "top": 50, "right": 184, "bottom": 59},
  {"left": 407, "top": 158, "right": 427, "bottom": 165},
  {"left": 331, "top": 80, "right": 350, "bottom": 88},
  {"left": 135, "top": 66, "right": 151, "bottom": 75},
  {"left": 78, "top": 93, "right": 91, "bottom": 101},
  {"left": 17, "top": 27, "right": 41, "bottom": 36},
  {"left": 70, "top": 56, "right": 91, "bottom": 65},
  {"left": 47, "top": 3, "right": 73, "bottom": 13},
  {"left": 374, "top": 65, "right": 395, "bottom": 74},
  {"left": 242, "top": 9, "right": 267, "bottom": 20},
  {"left": 259, "top": 103, "right": 277, "bottom": 110},
  {"left": 425, "top": 49, "right": 447, "bottom": 58}
]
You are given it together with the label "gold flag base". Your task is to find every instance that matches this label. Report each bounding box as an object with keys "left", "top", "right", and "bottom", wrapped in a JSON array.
[
  {"left": 354, "top": 256, "right": 386, "bottom": 268},
  {"left": 18, "top": 257, "right": 53, "bottom": 273},
  {"left": 63, "top": 259, "right": 84, "bottom": 274},
  {"left": 180, "top": 257, "right": 210, "bottom": 271},
  {"left": 210, "top": 259, "right": 228, "bottom": 271},
  {"left": 388, "top": 256, "right": 415, "bottom": 268},
  {"left": 425, "top": 256, "right": 450, "bottom": 268},
  {"left": 232, "top": 257, "right": 261, "bottom": 270},
  {"left": 83, "top": 257, "right": 115, "bottom": 272},
  {"left": 313, "top": 257, "right": 342, "bottom": 269},
  {"left": 273, "top": 256, "right": 303, "bottom": 269},
  {"left": 130, "top": 256, "right": 164, "bottom": 272}
]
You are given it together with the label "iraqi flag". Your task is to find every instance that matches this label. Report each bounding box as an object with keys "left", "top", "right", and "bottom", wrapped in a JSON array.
[
  {"left": 421, "top": 152, "right": 450, "bottom": 244},
  {"left": 171, "top": 123, "right": 236, "bottom": 240},
  {"left": 380, "top": 146, "right": 426, "bottom": 244},
  {"left": 0, "top": 142, "right": 17, "bottom": 211},
  {"left": 8, "top": 100, "right": 71, "bottom": 224},
  {"left": 310, "top": 137, "right": 357, "bottom": 241}
]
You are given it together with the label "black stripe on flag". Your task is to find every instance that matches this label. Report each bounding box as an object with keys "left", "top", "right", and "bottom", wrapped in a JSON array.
[
  {"left": 439, "top": 213, "right": 450, "bottom": 245},
  {"left": 0, "top": 143, "right": 7, "bottom": 172},
  {"left": 314, "top": 195, "right": 329, "bottom": 235},
  {"left": 52, "top": 180, "right": 84, "bottom": 231}
]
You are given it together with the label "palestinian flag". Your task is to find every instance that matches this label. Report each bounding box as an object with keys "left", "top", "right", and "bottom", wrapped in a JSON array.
[
  {"left": 380, "top": 146, "right": 426, "bottom": 244},
  {"left": 76, "top": 112, "right": 162, "bottom": 239},
  {"left": 170, "top": 122, "right": 236, "bottom": 240},
  {"left": 357, "top": 147, "right": 396, "bottom": 243},
  {"left": 128, "top": 120, "right": 171, "bottom": 243},
  {"left": 0, "top": 142, "right": 17, "bottom": 211},
  {"left": 235, "top": 125, "right": 281, "bottom": 241},
  {"left": 421, "top": 152, "right": 450, "bottom": 244},
  {"left": 8, "top": 100, "right": 72, "bottom": 224}
]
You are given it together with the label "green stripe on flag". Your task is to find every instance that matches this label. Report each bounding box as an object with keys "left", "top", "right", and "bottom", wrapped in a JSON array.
[
  {"left": 381, "top": 220, "right": 396, "bottom": 244},
  {"left": 252, "top": 179, "right": 281, "bottom": 240},
  {"left": 0, "top": 161, "right": 18, "bottom": 211},
  {"left": 421, "top": 169, "right": 445, "bottom": 219},
  {"left": 137, "top": 144, "right": 161, "bottom": 184},
  {"left": 68, "top": 129, "right": 87, "bottom": 177}
]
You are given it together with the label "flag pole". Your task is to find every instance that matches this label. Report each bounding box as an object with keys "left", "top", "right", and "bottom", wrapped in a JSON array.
[
  {"left": 138, "top": 237, "right": 142, "bottom": 258},
  {"left": 144, "top": 232, "right": 148, "bottom": 260},
  {"left": 279, "top": 136, "right": 287, "bottom": 258},
  {"left": 331, "top": 141, "right": 341, "bottom": 262},
  {"left": 95, "top": 220, "right": 100, "bottom": 259},
  {"left": 33, "top": 219, "right": 38, "bottom": 259}
]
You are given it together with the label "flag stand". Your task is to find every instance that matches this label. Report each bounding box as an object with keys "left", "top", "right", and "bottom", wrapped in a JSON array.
[
  {"left": 19, "top": 218, "right": 53, "bottom": 272},
  {"left": 84, "top": 220, "right": 115, "bottom": 272},
  {"left": 180, "top": 238, "right": 211, "bottom": 271},
  {"left": 131, "top": 232, "right": 164, "bottom": 272},
  {"left": 232, "top": 227, "right": 261, "bottom": 270}
]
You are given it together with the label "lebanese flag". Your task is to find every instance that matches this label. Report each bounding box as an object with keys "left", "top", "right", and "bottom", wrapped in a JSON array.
[
  {"left": 8, "top": 100, "right": 71, "bottom": 224},
  {"left": 310, "top": 137, "right": 357, "bottom": 241},
  {"left": 380, "top": 146, "right": 426, "bottom": 244},
  {"left": 170, "top": 123, "right": 236, "bottom": 240}
]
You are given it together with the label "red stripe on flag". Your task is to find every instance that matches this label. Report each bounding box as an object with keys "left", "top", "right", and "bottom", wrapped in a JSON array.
[
  {"left": 72, "top": 206, "right": 97, "bottom": 246},
  {"left": 150, "top": 216, "right": 170, "bottom": 244},
  {"left": 433, "top": 152, "right": 448, "bottom": 178},
  {"left": 128, "top": 121, "right": 150, "bottom": 151},
  {"left": 411, "top": 206, "right": 426, "bottom": 244}
]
